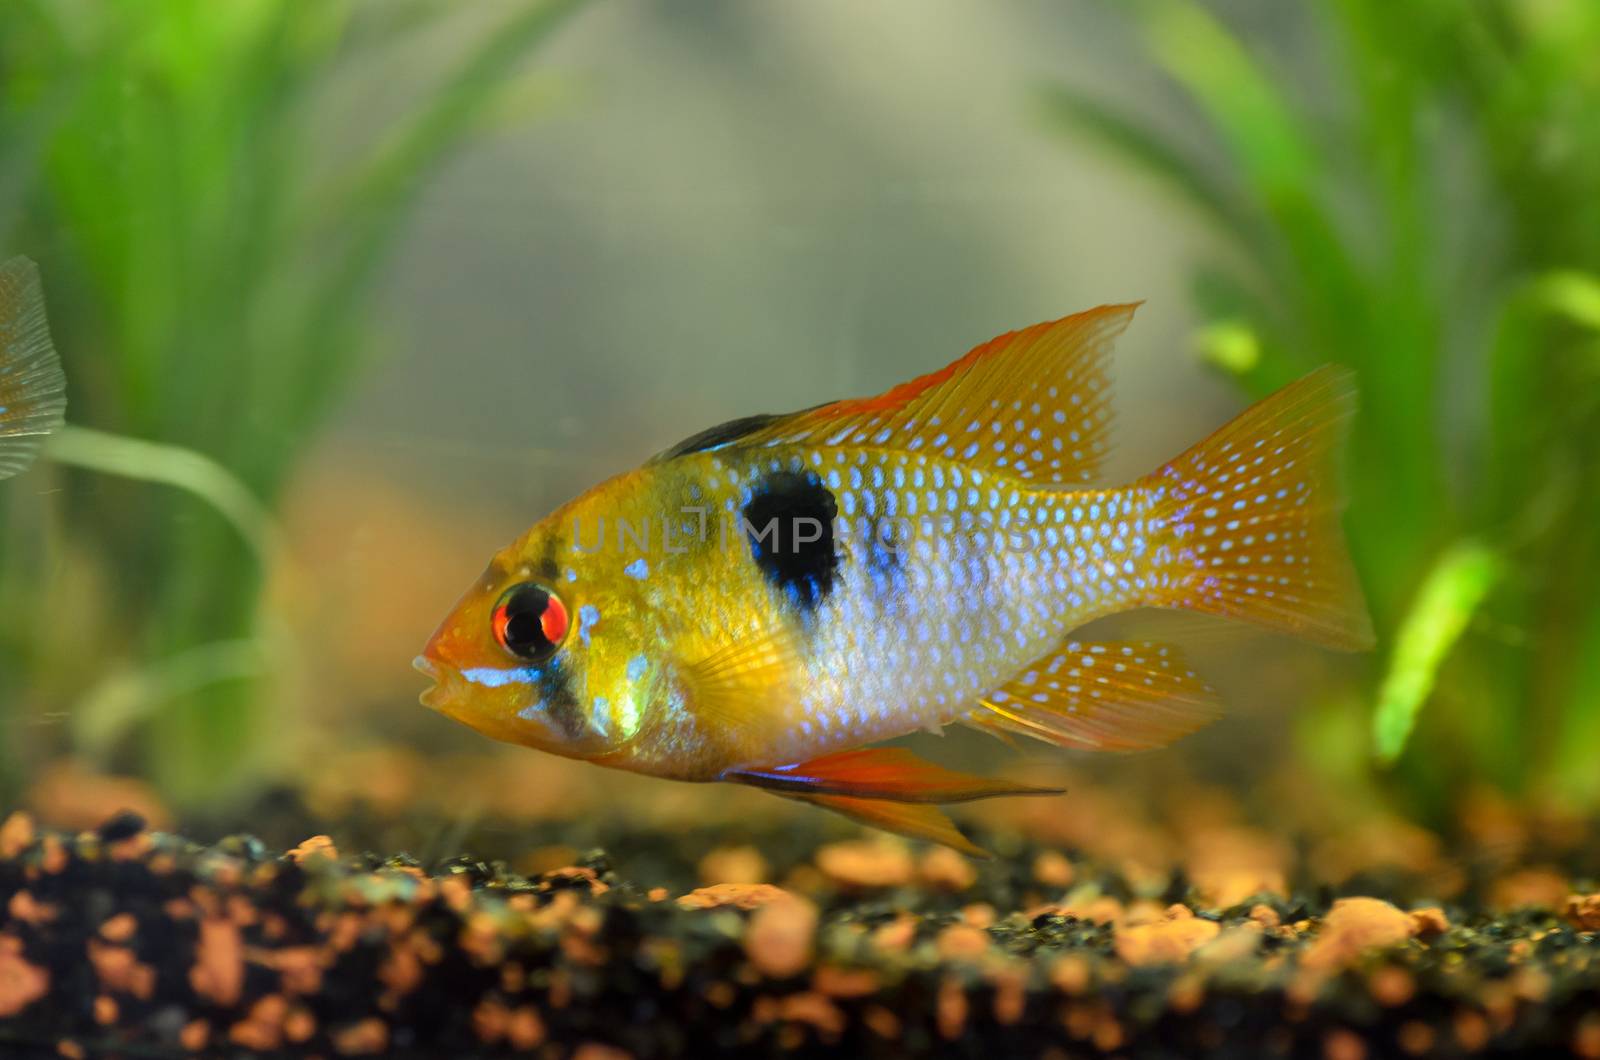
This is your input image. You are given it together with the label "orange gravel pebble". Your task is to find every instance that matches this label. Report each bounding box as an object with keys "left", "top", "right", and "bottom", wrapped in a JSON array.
[
  {"left": 676, "top": 883, "right": 801, "bottom": 911},
  {"left": 0, "top": 812, "right": 35, "bottom": 858},
  {"left": 190, "top": 918, "right": 245, "bottom": 1007},
  {"left": 815, "top": 840, "right": 914, "bottom": 889},
  {"left": 0, "top": 942, "right": 49, "bottom": 1018},
  {"left": 1302, "top": 898, "right": 1417, "bottom": 972},
  {"left": 1565, "top": 894, "right": 1600, "bottom": 932},
  {"left": 743, "top": 894, "right": 818, "bottom": 979},
  {"left": 697, "top": 846, "right": 768, "bottom": 887},
  {"left": 333, "top": 1017, "right": 390, "bottom": 1055},
  {"left": 936, "top": 924, "right": 992, "bottom": 961},
  {"left": 287, "top": 836, "right": 339, "bottom": 865},
  {"left": 1032, "top": 850, "right": 1075, "bottom": 888},
  {"left": 1114, "top": 905, "right": 1221, "bottom": 966},
  {"left": 919, "top": 847, "right": 978, "bottom": 891},
  {"left": 1408, "top": 907, "right": 1450, "bottom": 938},
  {"left": 1489, "top": 868, "right": 1569, "bottom": 912}
]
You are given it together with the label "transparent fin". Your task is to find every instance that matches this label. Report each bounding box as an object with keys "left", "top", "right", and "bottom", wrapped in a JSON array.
[{"left": 0, "top": 256, "right": 66, "bottom": 479}]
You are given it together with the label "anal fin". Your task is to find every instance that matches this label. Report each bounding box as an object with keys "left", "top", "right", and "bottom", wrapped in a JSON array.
[{"left": 968, "top": 640, "right": 1222, "bottom": 752}]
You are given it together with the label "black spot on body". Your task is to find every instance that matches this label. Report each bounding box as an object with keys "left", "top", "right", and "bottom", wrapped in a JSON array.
[{"left": 742, "top": 470, "right": 840, "bottom": 613}]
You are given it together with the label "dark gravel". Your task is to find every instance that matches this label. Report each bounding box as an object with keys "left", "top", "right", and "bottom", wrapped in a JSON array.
[{"left": 1, "top": 808, "right": 1598, "bottom": 1058}]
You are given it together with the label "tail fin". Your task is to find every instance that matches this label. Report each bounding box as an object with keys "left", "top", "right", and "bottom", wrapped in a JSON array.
[
  {"left": 1143, "top": 366, "right": 1374, "bottom": 651},
  {"left": 0, "top": 256, "right": 66, "bottom": 480}
]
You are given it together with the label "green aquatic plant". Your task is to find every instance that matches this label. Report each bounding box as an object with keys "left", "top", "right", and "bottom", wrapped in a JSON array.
[
  {"left": 0, "top": 0, "right": 584, "bottom": 805},
  {"left": 1044, "top": 0, "right": 1600, "bottom": 814}
]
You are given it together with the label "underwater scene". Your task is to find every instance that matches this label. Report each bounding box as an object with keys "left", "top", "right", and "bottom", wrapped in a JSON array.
[{"left": 2, "top": 2, "right": 1599, "bottom": 1057}]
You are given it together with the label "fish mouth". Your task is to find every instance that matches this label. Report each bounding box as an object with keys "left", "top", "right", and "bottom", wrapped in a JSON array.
[{"left": 413, "top": 655, "right": 449, "bottom": 711}]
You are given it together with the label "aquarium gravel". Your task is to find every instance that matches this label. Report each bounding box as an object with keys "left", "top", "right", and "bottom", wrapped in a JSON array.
[{"left": 0, "top": 809, "right": 1598, "bottom": 1059}]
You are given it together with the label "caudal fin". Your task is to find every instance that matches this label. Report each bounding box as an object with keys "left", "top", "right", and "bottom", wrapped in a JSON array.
[
  {"left": 1143, "top": 366, "right": 1374, "bottom": 651},
  {"left": 0, "top": 257, "right": 66, "bottom": 480}
]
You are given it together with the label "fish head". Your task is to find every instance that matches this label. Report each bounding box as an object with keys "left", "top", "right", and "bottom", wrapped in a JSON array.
[{"left": 415, "top": 484, "right": 675, "bottom": 761}]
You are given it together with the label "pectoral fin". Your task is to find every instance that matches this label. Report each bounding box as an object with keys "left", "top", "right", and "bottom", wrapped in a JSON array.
[{"left": 679, "top": 624, "right": 807, "bottom": 758}]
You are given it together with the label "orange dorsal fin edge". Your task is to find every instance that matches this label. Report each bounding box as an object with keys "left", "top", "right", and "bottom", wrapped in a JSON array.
[{"left": 656, "top": 304, "right": 1139, "bottom": 485}]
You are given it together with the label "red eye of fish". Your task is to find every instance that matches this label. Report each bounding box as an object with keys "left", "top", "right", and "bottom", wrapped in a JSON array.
[{"left": 491, "top": 584, "right": 569, "bottom": 663}]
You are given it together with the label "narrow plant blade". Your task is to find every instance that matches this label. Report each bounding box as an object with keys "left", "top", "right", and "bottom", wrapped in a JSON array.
[
  {"left": 1035, "top": 84, "right": 1263, "bottom": 250},
  {"left": 44, "top": 424, "right": 282, "bottom": 574},
  {"left": 1373, "top": 542, "right": 1502, "bottom": 764}
]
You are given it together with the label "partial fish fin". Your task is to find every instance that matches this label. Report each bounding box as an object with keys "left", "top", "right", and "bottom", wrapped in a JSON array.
[
  {"left": 0, "top": 257, "right": 66, "bottom": 480},
  {"left": 727, "top": 746, "right": 1062, "bottom": 803},
  {"left": 679, "top": 624, "right": 807, "bottom": 757},
  {"left": 786, "top": 791, "right": 993, "bottom": 859},
  {"left": 661, "top": 305, "right": 1138, "bottom": 485},
  {"left": 1142, "top": 366, "right": 1375, "bottom": 651},
  {"left": 969, "top": 640, "right": 1221, "bottom": 751}
]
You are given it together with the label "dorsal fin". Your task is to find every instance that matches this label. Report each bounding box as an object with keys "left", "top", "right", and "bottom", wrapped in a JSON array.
[
  {"left": 650, "top": 412, "right": 795, "bottom": 464},
  {"left": 655, "top": 305, "right": 1138, "bottom": 484}
]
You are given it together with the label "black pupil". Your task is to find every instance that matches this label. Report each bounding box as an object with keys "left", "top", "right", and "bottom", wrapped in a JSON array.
[{"left": 502, "top": 587, "right": 552, "bottom": 657}]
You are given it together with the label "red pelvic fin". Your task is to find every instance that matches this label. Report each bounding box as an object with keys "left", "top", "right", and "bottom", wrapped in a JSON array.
[
  {"left": 727, "top": 746, "right": 1062, "bottom": 804},
  {"left": 789, "top": 792, "right": 993, "bottom": 859}
]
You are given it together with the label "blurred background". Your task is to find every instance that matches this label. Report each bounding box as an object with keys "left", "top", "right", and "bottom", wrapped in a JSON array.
[{"left": 1, "top": 0, "right": 1597, "bottom": 860}]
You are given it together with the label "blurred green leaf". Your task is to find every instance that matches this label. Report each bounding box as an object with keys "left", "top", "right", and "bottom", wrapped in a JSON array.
[
  {"left": 1056, "top": 0, "right": 1600, "bottom": 815},
  {"left": 1373, "top": 542, "right": 1502, "bottom": 765},
  {"left": 1531, "top": 271, "right": 1600, "bottom": 331},
  {"left": 1193, "top": 318, "right": 1261, "bottom": 376},
  {"left": 0, "top": 0, "right": 585, "bottom": 805},
  {"left": 1139, "top": 1, "right": 1319, "bottom": 196},
  {"left": 1034, "top": 85, "right": 1262, "bottom": 250},
  {"left": 44, "top": 425, "right": 282, "bottom": 572}
]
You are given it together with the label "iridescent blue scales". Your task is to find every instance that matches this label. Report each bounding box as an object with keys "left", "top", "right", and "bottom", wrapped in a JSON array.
[
  {"left": 418, "top": 304, "right": 1374, "bottom": 855},
  {"left": 683, "top": 448, "right": 1177, "bottom": 764}
]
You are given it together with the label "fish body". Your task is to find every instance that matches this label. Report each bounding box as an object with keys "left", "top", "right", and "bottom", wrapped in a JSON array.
[
  {"left": 0, "top": 257, "right": 66, "bottom": 480},
  {"left": 419, "top": 305, "right": 1373, "bottom": 853}
]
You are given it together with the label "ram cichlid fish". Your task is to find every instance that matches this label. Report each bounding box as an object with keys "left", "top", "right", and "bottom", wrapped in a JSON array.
[
  {"left": 417, "top": 305, "right": 1374, "bottom": 855},
  {"left": 0, "top": 257, "right": 66, "bottom": 481}
]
